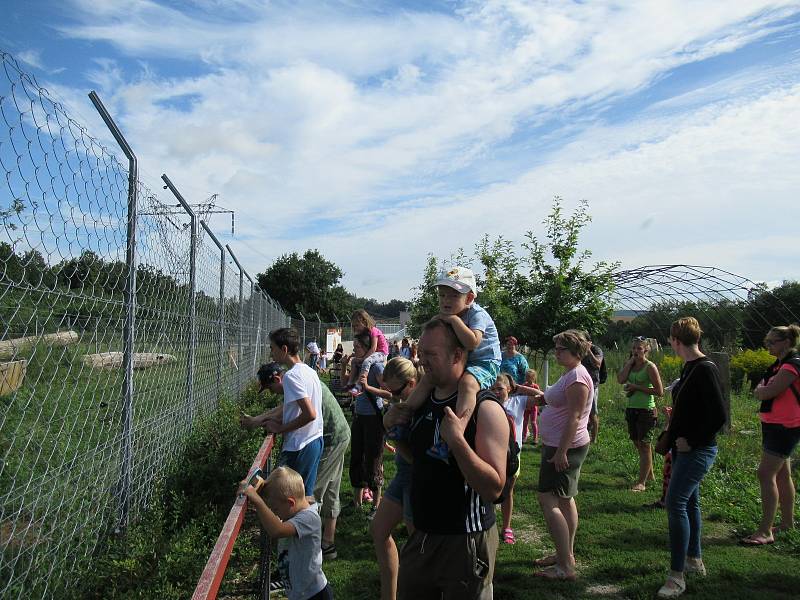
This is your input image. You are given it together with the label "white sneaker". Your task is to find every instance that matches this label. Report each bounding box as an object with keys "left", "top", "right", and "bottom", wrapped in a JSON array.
[
  {"left": 685, "top": 558, "right": 706, "bottom": 576},
  {"left": 657, "top": 574, "right": 686, "bottom": 598}
]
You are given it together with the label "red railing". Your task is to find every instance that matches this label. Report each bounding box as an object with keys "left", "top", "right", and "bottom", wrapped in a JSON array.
[{"left": 192, "top": 435, "right": 275, "bottom": 600}]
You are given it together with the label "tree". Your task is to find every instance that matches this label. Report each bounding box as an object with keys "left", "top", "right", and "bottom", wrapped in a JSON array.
[
  {"left": 256, "top": 250, "right": 356, "bottom": 321},
  {"left": 407, "top": 197, "right": 617, "bottom": 351},
  {"left": 516, "top": 198, "right": 617, "bottom": 352},
  {"left": 407, "top": 254, "right": 441, "bottom": 337},
  {"left": 741, "top": 281, "right": 800, "bottom": 348}
]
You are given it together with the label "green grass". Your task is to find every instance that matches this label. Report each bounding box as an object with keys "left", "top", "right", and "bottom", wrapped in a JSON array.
[{"left": 0, "top": 329, "right": 253, "bottom": 597}]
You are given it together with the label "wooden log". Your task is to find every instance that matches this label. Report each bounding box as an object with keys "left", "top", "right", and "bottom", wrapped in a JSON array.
[
  {"left": 82, "top": 352, "right": 177, "bottom": 370},
  {"left": 0, "top": 331, "right": 79, "bottom": 360},
  {"left": 0, "top": 359, "right": 27, "bottom": 396}
]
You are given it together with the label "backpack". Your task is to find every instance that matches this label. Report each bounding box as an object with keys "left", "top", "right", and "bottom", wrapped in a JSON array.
[
  {"left": 759, "top": 351, "right": 800, "bottom": 413},
  {"left": 598, "top": 357, "right": 608, "bottom": 384},
  {"left": 474, "top": 390, "right": 520, "bottom": 504}
]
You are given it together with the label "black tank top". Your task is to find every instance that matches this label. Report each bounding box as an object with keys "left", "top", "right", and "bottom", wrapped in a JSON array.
[{"left": 408, "top": 390, "right": 496, "bottom": 534}]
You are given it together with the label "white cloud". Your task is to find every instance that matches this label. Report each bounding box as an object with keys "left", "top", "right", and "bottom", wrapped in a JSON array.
[{"left": 18, "top": 0, "right": 800, "bottom": 300}]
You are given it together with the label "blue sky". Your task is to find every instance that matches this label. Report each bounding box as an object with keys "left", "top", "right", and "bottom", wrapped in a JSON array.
[{"left": 2, "top": 0, "right": 800, "bottom": 301}]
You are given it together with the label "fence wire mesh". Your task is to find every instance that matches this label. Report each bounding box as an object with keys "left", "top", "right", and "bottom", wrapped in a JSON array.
[
  {"left": 0, "top": 50, "right": 289, "bottom": 597},
  {"left": 610, "top": 265, "right": 800, "bottom": 350}
]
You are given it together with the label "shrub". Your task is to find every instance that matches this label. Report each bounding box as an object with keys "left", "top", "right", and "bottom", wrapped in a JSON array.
[
  {"left": 656, "top": 354, "right": 683, "bottom": 383},
  {"left": 730, "top": 348, "right": 774, "bottom": 391}
]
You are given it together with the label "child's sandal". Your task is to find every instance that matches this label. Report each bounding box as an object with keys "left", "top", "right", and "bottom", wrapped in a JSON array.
[{"left": 502, "top": 528, "right": 516, "bottom": 544}]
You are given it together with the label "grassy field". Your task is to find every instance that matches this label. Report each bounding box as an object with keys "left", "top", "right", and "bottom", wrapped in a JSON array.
[{"left": 302, "top": 373, "right": 800, "bottom": 600}]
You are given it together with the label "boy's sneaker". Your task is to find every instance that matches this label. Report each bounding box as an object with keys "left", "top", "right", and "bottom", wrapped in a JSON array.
[
  {"left": 269, "top": 578, "right": 286, "bottom": 596},
  {"left": 426, "top": 440, "right": 450, "bottom": 462},
  {"left": 348, "top": 383, "right": 363, "bottom": 396},
  {"left": 321, "top": 543, "right": 338, "bottom": 561},
  {"left": 386, "top": 424, "right": 409, "bottom": 441}
]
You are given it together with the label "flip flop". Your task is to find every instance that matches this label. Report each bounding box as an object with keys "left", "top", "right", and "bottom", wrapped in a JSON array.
[
  {"left": 740, "top": 534, "right": 774, "bottom": 546},
  {"left": 534, "top": 564, "right": 576, "bottom": 581},
  {"left": 533, "top": 555, "right": 558, "bottom": 568}
]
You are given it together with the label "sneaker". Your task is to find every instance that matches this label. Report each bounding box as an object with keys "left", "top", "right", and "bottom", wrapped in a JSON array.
[
  {"left": 367, "top": 506, "right": 379, "bottom": 521},
  {"left": 426, "top": 440, "right": 450, "bottom": 462},
  {"left": 321, "top": 543, "right": 338, "bottom": 561},
  {"left": 386, "top": 424, "right": 409, "bottom": 441},
  {"left": 684, "top": 558, "right": 706, "bottom": 576},
  {"left": 269, "top": 578, "right": 286, "bottom": 596}
]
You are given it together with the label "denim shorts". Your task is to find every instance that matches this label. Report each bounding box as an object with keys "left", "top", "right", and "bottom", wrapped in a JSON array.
[
  {"left": 278, "top": 436, "right": 324, "bottom": 496},
  {"left": 384, "top": 458, "right": 413, "bottom": 522},
  {"left": 466, "top": 359, "right": 501, "bottom": 391},
  {"left": 762, "top": 422, "right": 800, "bottom": 459}
]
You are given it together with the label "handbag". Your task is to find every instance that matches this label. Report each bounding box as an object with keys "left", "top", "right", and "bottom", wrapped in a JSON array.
[
  {"left": 653, "top": 359, "right": 713, "bottom": 456},
  {"left": 654, "top": 429, "right": 671, "bottom": 456}
]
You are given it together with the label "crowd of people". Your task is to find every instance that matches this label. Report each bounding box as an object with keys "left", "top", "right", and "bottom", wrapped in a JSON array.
[{"left": 237, "top": 266, "right": 800, "bottom": 600}]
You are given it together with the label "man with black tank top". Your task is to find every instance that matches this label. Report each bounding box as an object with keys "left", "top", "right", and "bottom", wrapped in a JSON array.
[{"left": 389, "top": 318, "right": 509, "bottom": 599}]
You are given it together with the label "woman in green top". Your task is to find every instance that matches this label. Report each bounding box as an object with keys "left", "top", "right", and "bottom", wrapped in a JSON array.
[{"left": 618, "top": 337, "right": 664, "bottom": 491}]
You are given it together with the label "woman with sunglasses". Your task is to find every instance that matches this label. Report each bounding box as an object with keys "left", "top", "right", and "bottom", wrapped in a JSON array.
[
  {"left": 370, "top": 357, "right": 419, "bottom": 600},
  {"left": 533, "top": 330, "right": 593, "bottom": 580},
  {"left": 742, "top": 324, "right": 800, "bottom": 546},
  {"left": 617, "top": 336, "right": 664, "bottom": 491}
]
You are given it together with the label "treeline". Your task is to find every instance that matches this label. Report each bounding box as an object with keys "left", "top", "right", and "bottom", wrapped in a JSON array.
[
  {"left": 0, "top": 243, "right": 253, "bottom": 336},
  {"left": 256, "top": 249, "right": 408, "bottom": 322}
]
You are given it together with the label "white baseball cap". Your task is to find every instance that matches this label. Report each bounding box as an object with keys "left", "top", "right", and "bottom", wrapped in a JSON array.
[{"left": 432, "top": 266, "right": 477, "bottom": 295}]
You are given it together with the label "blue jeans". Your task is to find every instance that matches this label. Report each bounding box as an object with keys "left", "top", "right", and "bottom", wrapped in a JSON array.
[
  {"left": 665, "top": 445, "right": 717, "bottom": 572},
  {"left": 278, "top": 436, "right": 324, "bottom": 496}
]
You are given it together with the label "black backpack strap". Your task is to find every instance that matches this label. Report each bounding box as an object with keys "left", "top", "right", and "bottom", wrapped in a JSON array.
[{"left": 781, "top": 354, "right": 800, "bottom": 405}]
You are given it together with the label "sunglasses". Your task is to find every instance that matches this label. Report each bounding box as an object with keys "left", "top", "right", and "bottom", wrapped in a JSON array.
[
  {"left": 634, "top": 336, "right": 646, "bottom": 341},
  {"left": 388, "top": 381, "right": 409, "bottom": 396}
]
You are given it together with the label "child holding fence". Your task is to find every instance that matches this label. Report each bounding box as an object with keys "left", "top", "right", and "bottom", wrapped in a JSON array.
[{"left": 240, "top": 467, "right": 333, "bottom": 600}]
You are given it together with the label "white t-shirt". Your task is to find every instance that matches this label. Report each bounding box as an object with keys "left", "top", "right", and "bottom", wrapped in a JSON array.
[
  {"left": 503, "top": 395, "right": 528, "bottom": 448},
  {"left": 282, "top": 362, "right": 324, "bottom": 451}
]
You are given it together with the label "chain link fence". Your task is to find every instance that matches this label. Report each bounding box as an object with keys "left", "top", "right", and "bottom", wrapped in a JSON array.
[{"left": 0, "top": 51, "right": 289, "bottom": 597}]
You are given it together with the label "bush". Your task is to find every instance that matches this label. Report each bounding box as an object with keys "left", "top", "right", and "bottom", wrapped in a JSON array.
[
  {"left": 655, "top": 354, "right": 683, "bottom": 383},
  {"left": 70, "top": 387, "right": 276, "bottom": 599},
  {"left": 731, "top": 348, "right": 774, "bottom": 391}
]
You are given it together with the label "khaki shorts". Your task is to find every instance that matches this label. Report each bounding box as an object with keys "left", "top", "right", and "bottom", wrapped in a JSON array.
[
  {"left": 398, "top": 526, "right": 498, "bottom": 600},
  {"left": 313, "top": 438, "right": 349, "bottom": 519}
]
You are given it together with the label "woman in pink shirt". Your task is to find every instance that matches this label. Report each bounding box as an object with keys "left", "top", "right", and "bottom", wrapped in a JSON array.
[
  {"left": 743, "top": 324, "right": 800, "bottom": 545},
  {"left": 533, "top": 329, "right": 593, "bottom": 581}
]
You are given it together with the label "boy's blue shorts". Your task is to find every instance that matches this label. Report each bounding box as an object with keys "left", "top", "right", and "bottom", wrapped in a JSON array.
[
  {"left": 465, "top": 359, "right": 500, "bottom": 390},
  {"left": 278, "top": 436, "right": 324, "bottom": 496}
]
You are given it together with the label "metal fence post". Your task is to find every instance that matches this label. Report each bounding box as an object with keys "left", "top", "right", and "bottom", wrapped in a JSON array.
[
  {"left": 226, "top": 246, "right": 245, "bottom": 396},
  {"left": 299, "top": 311, "right": 306, "bottom": 362},
  {"left": 89, "top": 91, "right": 137, "bottom": 532},
  {"left": 201, "top": 221, "right": 225, "bottom": 404},
  {"left": 244, "top": 274, "right": 253, "bottom": 376},
  {"left": 162, "top": 175, "right": 196, "bottom": 427}
]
